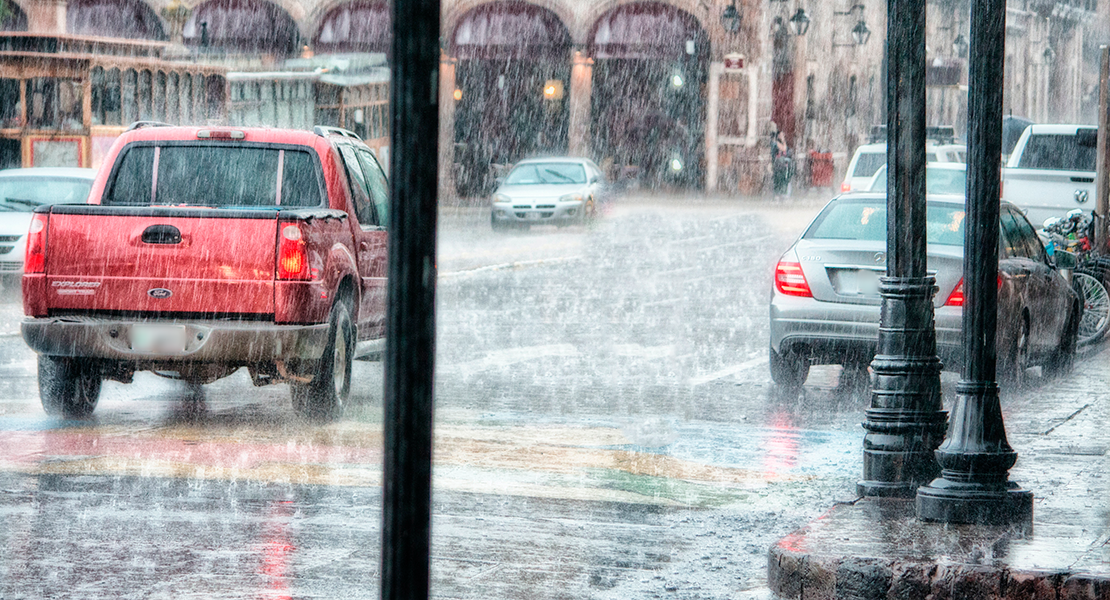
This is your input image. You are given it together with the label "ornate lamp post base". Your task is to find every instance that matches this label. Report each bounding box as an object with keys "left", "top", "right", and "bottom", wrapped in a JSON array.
[{"left": 917, "top": 478, "right": 1032, "bottom": 525}]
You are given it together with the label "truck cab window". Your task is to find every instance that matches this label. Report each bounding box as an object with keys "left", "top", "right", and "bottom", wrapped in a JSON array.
[
  {"left": 106, "top": 146, "right": 154, "bottom": 205},
  {"left": 281, "top": 150, "right": 324, "bottom": 207},
  {"left": 338, "top": 144, "right": 376, "bottom": 227},
  {"left": 356, "top": 148, "right": 389, "bottom": 229}
]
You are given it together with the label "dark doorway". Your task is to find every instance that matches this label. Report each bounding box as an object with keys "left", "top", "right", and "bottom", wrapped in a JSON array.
[
  {"left": 589, "top": 3, "right": 708, "bottom": 190},
  {"left": 451, "top": 2, "right": 571, "bottom": 197}
]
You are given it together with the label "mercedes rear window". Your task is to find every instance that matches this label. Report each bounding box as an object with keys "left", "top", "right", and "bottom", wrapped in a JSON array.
[
  {"left": 105, "top": 145, "right": 324, "bottom": 207},
  {"left": 806, "top": 199, "right": 966, "bottom": 247},
  {"left": 1016, "top": 131, "right": 1097, "bottom": 171}
]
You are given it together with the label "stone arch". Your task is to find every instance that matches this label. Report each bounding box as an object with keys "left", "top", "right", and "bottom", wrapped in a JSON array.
[
  {"left": 183, "top": 0, "right": 300, "bottom": 55},
  {"left": 580, "top": 0, "right": 709, "bottom": 52},
  {"left": 1, "top": 0, "right": 29, "bottom": 31},
  {"left": 67, "top": 0, "right": 167, "bottom": 40},
  {"left": 449, "top": 1, "right": 571, "bottom": 59},
  {"left": 586, "top": 1, "right": 710, "bottom": 189},
  {"left": 311, "top": 0, "right": 389, "bottom": 54}
]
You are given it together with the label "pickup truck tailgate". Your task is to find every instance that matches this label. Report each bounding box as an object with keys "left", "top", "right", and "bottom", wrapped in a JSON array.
[{"left": 44, "top": 206, "right": 278, "bottom": 315}]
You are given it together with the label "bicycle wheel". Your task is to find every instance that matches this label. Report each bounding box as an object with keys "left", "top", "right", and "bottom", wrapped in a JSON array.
[{"left": 1073, "top": 269, "right": 1110, "bottom": 346}]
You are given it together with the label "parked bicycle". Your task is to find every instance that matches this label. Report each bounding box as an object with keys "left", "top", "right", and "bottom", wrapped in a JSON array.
[{"left": 1042, "top": 209, "right": 1110, "bottom": 347}]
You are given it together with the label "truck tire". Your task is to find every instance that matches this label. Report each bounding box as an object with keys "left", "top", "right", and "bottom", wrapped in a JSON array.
[
  {"left": 291, "top": 301, "right": 354, "bottom": 421},
  {"left": 39, "top": 356, "right": 101, "bottom": 418}
]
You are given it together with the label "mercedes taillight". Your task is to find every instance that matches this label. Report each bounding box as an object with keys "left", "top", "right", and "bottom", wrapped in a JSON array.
[
  {"left": 775, "top": 261, "right": 812, "bottom": 297},
  {"left": 24, "top": 213, "right": 48, "bottom": 274},
  {"left": 945, "top": 276, "right": 1003, "bottom": 307},
  {"left": 276, "top": 223, "right": 309, "bottom": 280}
]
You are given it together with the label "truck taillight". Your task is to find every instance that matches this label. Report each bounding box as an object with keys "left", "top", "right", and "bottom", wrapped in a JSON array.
[
  {"left": 774, "top": 261, "right": 812, "bottom": 297},
  {"left": 841, "top": 182, "right": 852, "bottom": 193},
  {"left": 277, "top": 223, "right": 309, "bottom": 280},
  {"left": 24, "top": 214, "right": 47, "bottom": 274}
]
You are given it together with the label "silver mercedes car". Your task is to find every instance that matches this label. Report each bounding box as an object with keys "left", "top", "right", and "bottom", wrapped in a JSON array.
[
  {"left": 490, "top": 157, "right": 607, "bottom": 230},
  {"left": 769, "top": 192, "right": 1079, "bottom": 388}
]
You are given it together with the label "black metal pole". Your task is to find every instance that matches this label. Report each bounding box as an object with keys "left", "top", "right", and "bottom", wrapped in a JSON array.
[
  {"left": 382, "top": 0, "right": 439, "bottom": 595},
  {"left": 916, "top": 0, "right": 1032, "bottom": 525},
  {"left": 857, "top": 0, "right": 947, "bottom": 498}
]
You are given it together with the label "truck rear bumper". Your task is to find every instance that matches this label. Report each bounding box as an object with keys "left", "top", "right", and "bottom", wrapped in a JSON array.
[{"left": 22, "top": 316, "right": 330, "bottom": 363}]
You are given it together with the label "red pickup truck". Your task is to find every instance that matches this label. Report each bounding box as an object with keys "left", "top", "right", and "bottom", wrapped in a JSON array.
[{"left": 22, "top": 124, "right": 390, "bottom": 420}]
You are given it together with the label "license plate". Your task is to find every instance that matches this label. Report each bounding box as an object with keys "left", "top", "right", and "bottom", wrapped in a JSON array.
[
  {"left": 527, "top": 212, "right": 541, "bottom": 220},
  {"left": 130, "top": 324, "right": 187, "bottom": 353},
  {"left": 839, "top": 270, "right": 880, "bottom": 296}
]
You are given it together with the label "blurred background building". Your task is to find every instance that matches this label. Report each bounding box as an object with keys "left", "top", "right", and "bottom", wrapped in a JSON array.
[{"left": 0, "top": 0, "right": 1106, "bottom": 196}]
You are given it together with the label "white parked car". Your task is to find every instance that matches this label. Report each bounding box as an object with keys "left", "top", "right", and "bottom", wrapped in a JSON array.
[
  {"left": 841, "top": 141, "right": 966, "bottom": 193},
  {"left": 490, "top": 157, "right": 607, "bottom": 230},
  {"left": 1000, "top": 124, "right": 1097, "bottom": 228},
  {"left": 0, "top": 167, "right": 96, "bottom": 278}
]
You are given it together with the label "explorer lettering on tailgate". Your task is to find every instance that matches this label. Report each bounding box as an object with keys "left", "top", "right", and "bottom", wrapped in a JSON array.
[{"left": 22, "top": 123, "right": 389, "bottom": 420}]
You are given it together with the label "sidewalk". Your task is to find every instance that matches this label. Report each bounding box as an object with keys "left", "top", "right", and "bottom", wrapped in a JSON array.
[{"left": 768, "top": 350, "right": 1110, "bottom": 599}]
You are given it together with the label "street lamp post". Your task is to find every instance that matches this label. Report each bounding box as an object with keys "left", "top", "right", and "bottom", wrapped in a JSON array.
[
  {"left": 916, "top": 0, "right": 1033, "bottom": 526},
  {"left": 857, "top": 0, "right": 948, "bottom": 499}
]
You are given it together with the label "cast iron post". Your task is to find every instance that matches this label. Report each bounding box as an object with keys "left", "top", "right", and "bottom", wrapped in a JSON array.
[
  {"left": 382, "top": 0, "right": 439, "bottom": 595},
  {"left": 1095, "top": 46, "right": 1109, "bottom": 255},
  {"left": 916, "top": 0, "right": 1033, "bottom": 525},
  {"left": 857, "top": 0, "right": 947, "bottom": 498}
]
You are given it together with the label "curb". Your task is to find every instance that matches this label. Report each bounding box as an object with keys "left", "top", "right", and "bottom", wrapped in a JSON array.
[{"left": 768, "top": 498, "right": 1110, "bottom": 600}]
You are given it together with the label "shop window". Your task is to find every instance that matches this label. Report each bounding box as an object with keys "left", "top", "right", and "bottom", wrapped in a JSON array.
[
  {"left": 181, "top": 74, "right": 193, "bottom": 123},
  {"left": 123, "top": 69, "right": 138, "bottom": 123},
  {"left": 29, "top": 78, "right": 83, "bottom": 131},
  {"left": 138, "top": 70, "right": 152, "bottom": 121},
  {"left": 0, "top": 79, "right": 21, "bottom": 127},
  {"left": 92, "top": 68, "right": 122, "bottom": 126}
]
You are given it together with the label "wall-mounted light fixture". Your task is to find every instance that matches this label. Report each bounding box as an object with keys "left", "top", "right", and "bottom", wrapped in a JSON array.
[
  {"left": 1043, "top": 45, "right": 1056, "bottom": 64},
  {"left": 832, "top": 4, "right": 870, "bottom": 46},
  {"left": 788, "top": 8, "right": 810, "bottom": 36},
  {"left": 721, "top": 3, "right": 741, "bottom": 33},
  {"left": 850, "top": 19, "right": 871, "bottom": 45},
  {"left": 952, "top": 33, "right": 968, "bottom": 58}
]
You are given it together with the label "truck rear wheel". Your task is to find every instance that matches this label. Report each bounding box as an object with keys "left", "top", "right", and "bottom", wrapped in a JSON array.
[
  {"left": 39, "top": 356, "right": 101, "bottom": 418},
  {"left": 291, "top": 301, "right": 354, "bottom": 421}
]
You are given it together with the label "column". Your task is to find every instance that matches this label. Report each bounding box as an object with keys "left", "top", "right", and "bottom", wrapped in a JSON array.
[
  {"left": 568, "top": 50, "right": 593, "bottom": 157},
  {"left": 439, "top": 55, "right": 457, "bottom": 202},
  {"left": 706, "top": 61, "right": 722, "bottom": 192}
]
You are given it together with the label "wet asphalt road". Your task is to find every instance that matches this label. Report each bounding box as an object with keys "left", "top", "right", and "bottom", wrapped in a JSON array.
[{"left": 0, "top": 195, "right": 1032, "bottom": 599}]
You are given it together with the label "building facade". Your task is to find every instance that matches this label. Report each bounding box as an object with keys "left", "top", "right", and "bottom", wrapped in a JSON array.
[{"left": 1, "top": 0, "right": 1106, "bottom": 196}]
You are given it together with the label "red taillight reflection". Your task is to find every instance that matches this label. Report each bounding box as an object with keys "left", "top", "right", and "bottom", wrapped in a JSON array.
[
  {"left": 277, "top": 223, "right": 309, "bottom": 280},
  {"left": 775, "top": 261, "right": 812, "bottom": 297},
  {"left": 24, "top": 214, "right": 47, "bottom": 274}
]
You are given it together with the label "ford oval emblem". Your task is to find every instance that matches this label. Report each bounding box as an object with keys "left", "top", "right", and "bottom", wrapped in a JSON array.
[{"left": 148, "top": 288, "right": 173, "bottom": 299}]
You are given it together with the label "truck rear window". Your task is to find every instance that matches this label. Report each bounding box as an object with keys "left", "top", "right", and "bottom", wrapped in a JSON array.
[
  {"left": 105, "top": 145, "right": 324, "bottom": 208},
  {"left": 1016, "top": 131, "right": 1097, "bottom": 171}
]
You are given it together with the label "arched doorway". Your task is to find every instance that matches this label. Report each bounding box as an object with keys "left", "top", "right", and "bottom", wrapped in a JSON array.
[
  {"left": 450, "top": 2, "right": 571, "bottom": 196},
  {"left": 313, "top": 1, "right": 389, "bottom": 55},
  {"left": 67, "top": 0, "right": 167, "bottom": 39},
  {"left": 183, "top": 0, "right": 299, "bottom": 56},
  {"left": 1, "top": 2, "right": 28, "bottom": 31},
  {"left": 589, "top": 3, "right": 708, "bottom": 189}
]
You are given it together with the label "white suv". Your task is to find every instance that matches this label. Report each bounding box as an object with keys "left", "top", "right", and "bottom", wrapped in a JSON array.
[{"left": 841, "top": 141, "right": 966, "bottom": 193}]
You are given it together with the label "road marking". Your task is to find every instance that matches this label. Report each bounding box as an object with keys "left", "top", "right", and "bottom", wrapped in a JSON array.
[
  {"left": 438, "top": 344, "right": 579, "bottom": 374},
  {"left": 439, "top": 255, "right": 583, "bottom": 279},
  {"left": 688, "top": 355, "right": 768, "bottom": 386}
]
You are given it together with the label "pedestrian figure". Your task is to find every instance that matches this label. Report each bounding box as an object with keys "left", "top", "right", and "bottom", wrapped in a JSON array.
[{"left": 771, "top": 129, "right": 792, "bottom": 196}]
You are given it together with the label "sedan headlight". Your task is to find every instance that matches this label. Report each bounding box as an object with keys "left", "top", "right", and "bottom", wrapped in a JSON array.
[
  {"left": 559, "top": 192, "right": 584, "bottom": 203},
  {"left": 492, "top": 193, "right": 511, "bottom": 204}
]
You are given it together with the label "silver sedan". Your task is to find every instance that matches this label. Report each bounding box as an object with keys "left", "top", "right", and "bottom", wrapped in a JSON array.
[
  {"left": 769, "top": 193, "right": 1080, "bottom": 388},
  {"left": 490, "top": 158, "right": 607, "bottom": 230}
]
